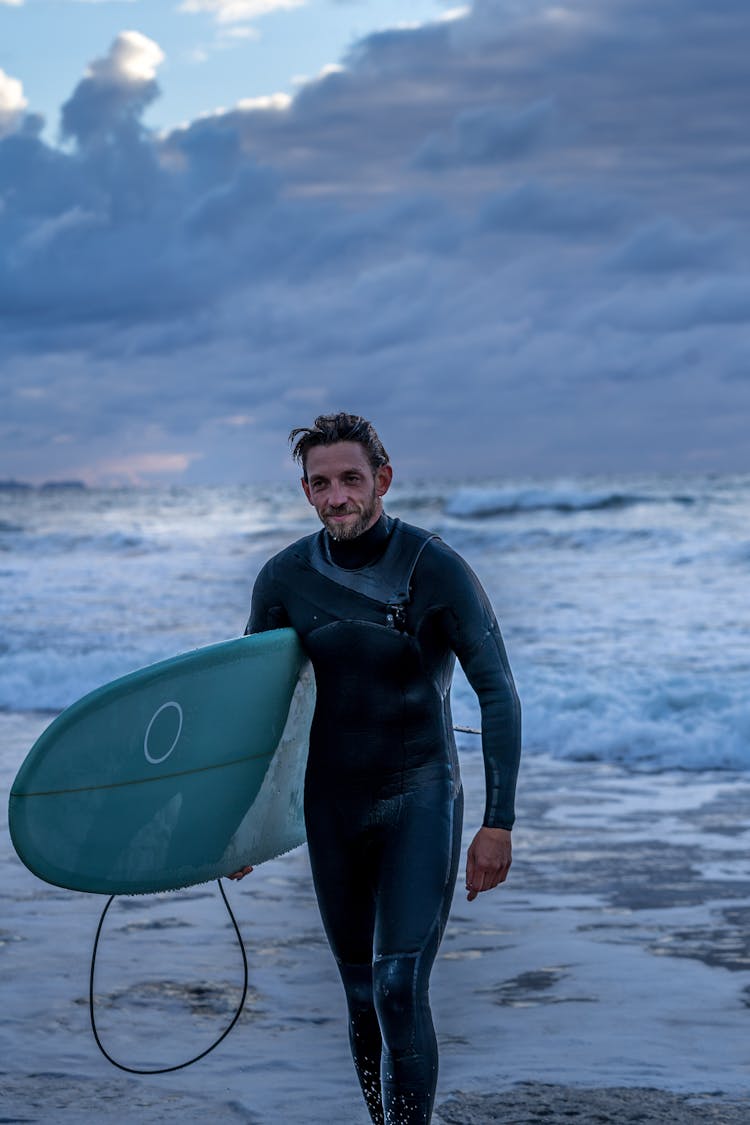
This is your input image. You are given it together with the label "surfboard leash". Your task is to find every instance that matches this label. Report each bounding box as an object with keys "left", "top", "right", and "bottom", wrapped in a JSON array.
[
  {"left": 88, "top": 879, "right": 248, "bottom": 1074},
  {"left": 89, "top": 729, "right": 478, "bottom": 1073}
]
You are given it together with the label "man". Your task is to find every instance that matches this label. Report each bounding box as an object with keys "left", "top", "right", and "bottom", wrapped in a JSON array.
[{"left": 231, "top": 413, "right": 521, "bottom": 1125}]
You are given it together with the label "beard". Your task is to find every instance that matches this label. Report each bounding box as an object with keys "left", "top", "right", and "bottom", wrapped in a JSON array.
[{"left": 321, "top": 487, "right": 379, "bottom": 541}]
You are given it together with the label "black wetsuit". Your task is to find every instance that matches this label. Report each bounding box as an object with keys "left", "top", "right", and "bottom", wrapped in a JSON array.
[{"left": 246, "top": 514, "right": 521, "bottom": 1125}]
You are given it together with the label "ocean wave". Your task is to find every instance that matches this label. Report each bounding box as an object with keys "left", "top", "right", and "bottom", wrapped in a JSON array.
[
  {"left": 444, "top": 484, "right": 690, "bottom": 518},
  {"left": 2, "top": 476, "right": 746, "bottom": 779},
  {"left": 0, "top": 645, "right": 178, "bottom": 714},
  {"left": 507, "top": 671, "right": 750, "bottom": 773},
  {"left": 439, "top": 524, "right": 683, "bottom": 556},
  {"left": 7, "top": 645, "right": 748, "bottom": 777},
  {"left": 9, "top": 530, "right": 161, "bottom": 556}
]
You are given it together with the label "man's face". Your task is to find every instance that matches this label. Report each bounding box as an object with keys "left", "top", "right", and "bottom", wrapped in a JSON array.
[{"left": 301, "top": 441, "right": 393, "bottom": 541}]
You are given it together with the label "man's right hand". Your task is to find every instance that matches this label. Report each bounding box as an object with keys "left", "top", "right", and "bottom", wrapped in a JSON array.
[{"left": 227, "top": 865, "right": 253, "bottom": 881}]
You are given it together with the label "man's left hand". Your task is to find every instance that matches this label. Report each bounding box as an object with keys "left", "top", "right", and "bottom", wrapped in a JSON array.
[{"left": 465, "top": 826, "right": 512, "bottom": 901}]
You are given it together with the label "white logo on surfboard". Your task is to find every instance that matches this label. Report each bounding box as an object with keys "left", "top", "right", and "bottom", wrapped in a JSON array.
[{"left": 144, "top": 701, "right": 183, "bottom": 764}]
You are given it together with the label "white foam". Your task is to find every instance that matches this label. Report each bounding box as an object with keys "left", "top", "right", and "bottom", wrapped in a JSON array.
[{"left": 444, "top": 482, "right": 647, "bottom": 517}]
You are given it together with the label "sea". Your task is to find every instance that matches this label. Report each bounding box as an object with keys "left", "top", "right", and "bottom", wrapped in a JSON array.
[
  {"left": 1, "top": 474, "right": 749, "bottom": 1122},
  {"left": 1, "top": 473, "right": 748, "bottom": 770}
]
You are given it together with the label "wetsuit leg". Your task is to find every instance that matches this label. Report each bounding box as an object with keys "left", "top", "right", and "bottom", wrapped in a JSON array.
[
  {"left": 305, "top": 778, "right": 463, "bottom": 1125},
  {"left": 304, "top": 789, "right": 385, "bottom": 1125},
  {"left": 373, "top": 781, "right": 463, "bottom": 1125},
  {"left": 338, "top": 960, "right": 385, "bottom": 1124}
]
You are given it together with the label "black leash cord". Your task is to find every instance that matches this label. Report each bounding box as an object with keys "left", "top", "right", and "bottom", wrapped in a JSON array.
[
  {"left": 89, "top": 879, "right": 248, "bottom": 1074},
  {"left": 89, "top": 734, "right": 479, "bottom": 1074}
]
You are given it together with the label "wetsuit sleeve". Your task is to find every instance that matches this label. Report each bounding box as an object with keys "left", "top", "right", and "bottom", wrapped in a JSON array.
[
  {"left": 244, "top": 558, "right": 291, "bottom": 635},
  {"left": 426, "top": 542, "right": 521, "bottom": 831}
]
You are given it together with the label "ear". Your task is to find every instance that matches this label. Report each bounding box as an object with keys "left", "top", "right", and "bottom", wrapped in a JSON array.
[
  {"left": 375, "top": 464, "right": 393, "bottom": 498},
  {"left": 301, "top": 476, "right": 314, "bottom": 506}
]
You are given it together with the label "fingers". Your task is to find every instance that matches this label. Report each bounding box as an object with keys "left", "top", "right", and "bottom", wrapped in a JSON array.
[
  {"left": 466, "top": 851, "right": 493, "bottom": 900},
  {"left": 465, "top": 831, "right": 512, "bottom": 901},
  {"left": 465, "top": 848, "right": 477, "bottom": 900},
  {"left": 466, "top": 866, "right": 504, "bottom": 900},
  {"left": 226, "top": 865, "right": 254, "bottom": 881}
]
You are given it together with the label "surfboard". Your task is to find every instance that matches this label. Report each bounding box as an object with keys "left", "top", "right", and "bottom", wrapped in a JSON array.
[{"left": 8, "top": 629, "right": 315, "bottom": 896}]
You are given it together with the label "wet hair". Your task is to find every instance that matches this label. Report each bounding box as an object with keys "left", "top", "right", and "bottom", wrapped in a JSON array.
[{"left": 289, "top": 413, "right": 390, "bottom": 479}]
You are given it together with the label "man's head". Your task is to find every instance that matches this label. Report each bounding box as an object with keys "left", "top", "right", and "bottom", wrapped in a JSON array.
[
  {"left": 290, "top": 413, "right": 393, "bottom": 541},
  {"left": 290, "top": 413, "right": 389, "bottom": 479}
]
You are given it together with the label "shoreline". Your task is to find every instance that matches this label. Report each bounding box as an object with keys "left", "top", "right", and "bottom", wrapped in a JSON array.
[
  {"left": 2, "top": 714, "right": 750, "bottom": 1121},
  {"left": 2, "top": 1077, "right": 748, "bottom": 1125}
]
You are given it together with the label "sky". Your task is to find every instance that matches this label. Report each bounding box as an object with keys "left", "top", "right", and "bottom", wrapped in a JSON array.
[{"left": 1, "top": 0, "right": 749, "bottom": 485}]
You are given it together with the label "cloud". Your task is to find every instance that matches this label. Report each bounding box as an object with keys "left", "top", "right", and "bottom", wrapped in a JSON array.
[
  {"left": 3, "top": 0, "right": 750, "bottom": 483},
  {"left": 235, "top": 93, "right": 291, "bottom": 112},
  {"left": 415, "top": 98, "right": 556, "bottom": 169},
  {"left": 0, "top": 68, "right": 27, "bottom": 137},
  {"left": 178, "top": 0, "right": 305, "bottom": 26},
  {"left": 479, "top": 181, "right": 627, "bottom": 237},
  {"left": 608, "top": 220, "right": 731, "bottom": 274},
  {"left": 584, "top": 276, "right": 750, "bottom": 335},
  {"left": 88, "top": 451, "right": 201, "bottom": 486},
  {"left": 184, "top": 163, "right": 279, "bottom": 237},
  {"left": 60, "top": 30, "right": 164, "bottom": 145}
]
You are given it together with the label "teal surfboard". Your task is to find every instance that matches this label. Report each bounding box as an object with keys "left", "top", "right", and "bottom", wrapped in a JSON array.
[{"left": 8, "top": 629, "right": 315, "bottom": 896}]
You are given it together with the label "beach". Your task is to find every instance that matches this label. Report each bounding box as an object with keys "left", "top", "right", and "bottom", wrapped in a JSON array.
[
  {"left": 3, "top": 715, "right": 749, "bottom": 1123},
  {"left": 435, "top": 753, "right": 750, "bottom": 1123},
  {"left": 2, "top": 476, "right": 749, "bottom": 1121}
]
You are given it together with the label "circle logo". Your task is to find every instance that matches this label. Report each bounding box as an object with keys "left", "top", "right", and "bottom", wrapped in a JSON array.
[{"left": 144, "top": 701, "right": 184, "bottom": 764}]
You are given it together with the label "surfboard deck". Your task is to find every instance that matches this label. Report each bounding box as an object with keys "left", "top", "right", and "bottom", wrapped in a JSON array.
[{"left": 8, "top": 629, "right": 314, "bottom": 895}]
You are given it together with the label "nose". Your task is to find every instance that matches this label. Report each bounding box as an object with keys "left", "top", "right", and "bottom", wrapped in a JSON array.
[{"left": 328, "top": 480, "right": 348, "bottom": 506}]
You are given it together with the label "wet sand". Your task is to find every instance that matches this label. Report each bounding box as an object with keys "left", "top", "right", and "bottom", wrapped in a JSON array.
[
  {"left": 438, "top": 1084, "right": 750, "bottom": 1123},
  {"left": 3, "top": 1077, "right": 747, "bottom": 1124},
  {"left": 431, "top": 753, "right": 750, "bottom": 1123},
  {"left": 2, "top": 714, "right": 750, "bottom": 1122}
]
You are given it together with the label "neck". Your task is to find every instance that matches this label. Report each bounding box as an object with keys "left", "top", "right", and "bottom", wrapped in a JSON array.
[{"left": 326, "top": 513, "right": 391, "bottom": 569}]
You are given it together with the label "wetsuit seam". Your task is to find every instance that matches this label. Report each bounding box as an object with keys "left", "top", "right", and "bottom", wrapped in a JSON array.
[
  {"left": 373, "top": 792, "right": 457, "bottom": 1053},
  {"left": 373, "top": 949, "right": 421, "bottom": 1054},
  {"left": 399, "top": 683, "right": 407, "bottom": 794},
  {"left": 298, "top": 557, "right": 393, "bottom": 611}
]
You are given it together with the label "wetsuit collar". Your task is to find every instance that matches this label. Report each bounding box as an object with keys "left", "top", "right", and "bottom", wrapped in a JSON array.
[{"left": 326, "top": 513, "right": 392, "bottom": 570}]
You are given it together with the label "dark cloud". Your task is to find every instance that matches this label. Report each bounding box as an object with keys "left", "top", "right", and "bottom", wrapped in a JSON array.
[
  {"left": 479, "top": 181, "right": 627, "bottom": 237},
  {"left": 414, "top": 98, "right": 556, "bottom": 169},
  {"left": 183, "top": 164, "right": 280, "bottom": 239},
  {"left": 608, "top": 220, "right": 732, "bottom": 274},
  {"left": 2, "top": 1, "right": 750, "bottom": 482}
]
